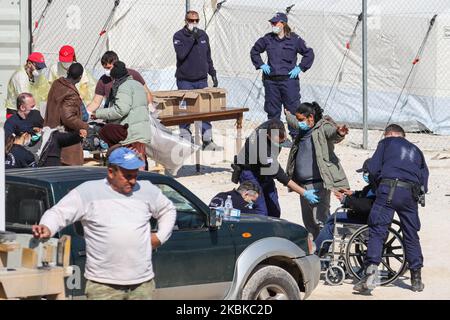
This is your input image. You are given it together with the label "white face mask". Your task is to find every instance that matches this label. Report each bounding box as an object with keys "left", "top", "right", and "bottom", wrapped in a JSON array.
[
  {"left": 272, "top": 26, "right": 282, "bottom": 34},
  {"left": 104, "top": 69, "right": 111, "bottom": 77},
  {"left": 32, "top": 69, "right": 42, "bottom": 78},
  {"left": 187, "top": 23, "right": 198, "bottom": 32},
  {"left": 60, "top": 62, "right": 72, "bottom": 70}
]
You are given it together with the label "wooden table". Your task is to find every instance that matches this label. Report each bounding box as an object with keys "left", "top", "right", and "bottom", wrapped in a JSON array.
[{"left": 159, "top": 108, "right": 249, "bottom": 172}]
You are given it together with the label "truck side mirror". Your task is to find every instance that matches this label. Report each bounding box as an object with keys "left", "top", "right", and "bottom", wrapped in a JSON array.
[{"left": 208, "top": 208, "right": 223, "bottom": 230}]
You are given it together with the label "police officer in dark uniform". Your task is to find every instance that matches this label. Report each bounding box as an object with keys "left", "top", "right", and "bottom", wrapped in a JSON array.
[
  {"left": 232, "top": 119, "right": 319, "bottom": 218},
  {"left": 173, "top": 10, "right": 222, "bottom": 151},
  {"left": 354, "top": 124, "right": 429, "bottom": 293},
  {"left": 250, "top": 12, "right": 315, "bottom": 143}
]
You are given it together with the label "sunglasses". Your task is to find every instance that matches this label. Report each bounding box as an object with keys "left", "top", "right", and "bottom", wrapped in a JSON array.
[{"left": 187, "top": 19, "right": 200, "bottom": 23}]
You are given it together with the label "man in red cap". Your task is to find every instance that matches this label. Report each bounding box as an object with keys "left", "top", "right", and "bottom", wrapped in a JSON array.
[
  {"left": 48, "top": 45, "right": 96, "bottom": 104},
  {"left": 4, "top": 52, "right": 50, "bottom": 117}
]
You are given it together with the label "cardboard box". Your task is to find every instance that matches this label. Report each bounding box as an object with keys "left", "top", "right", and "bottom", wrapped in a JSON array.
[
  {"left": 202, "top": 88, "right": 227, "bottom": 111},
  {"left": 153, "top": 90, "right": 211, "bottom": 114},
  {"left": 153, "top": 97, "right": 174, "bottom": 117}
]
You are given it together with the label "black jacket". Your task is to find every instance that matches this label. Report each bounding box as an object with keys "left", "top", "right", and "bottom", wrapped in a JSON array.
[
  {"left": 235, "top": 129, "right": 290, "bottom": 186},
  {"left": 5, "top": 145, "right": 36, "bottom": 169},
  {"left": 344, "top": 185, "right": 376, "bottom": 221},
  {"left": 38, "top": 131, "right": 83, "bottom": 167}
]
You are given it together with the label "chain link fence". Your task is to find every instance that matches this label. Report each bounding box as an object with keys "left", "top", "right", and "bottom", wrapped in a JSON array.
[{"left": 31, "top": 0, "right": 450, "bottom": 151}]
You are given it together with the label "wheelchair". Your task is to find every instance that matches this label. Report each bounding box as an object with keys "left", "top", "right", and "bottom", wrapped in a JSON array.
[{"left": 319, "top": 207, "right": 407, "bottom": 286}]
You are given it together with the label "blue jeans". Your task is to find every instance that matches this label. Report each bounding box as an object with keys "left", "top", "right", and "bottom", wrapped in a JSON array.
[
  {"left": 177, "top": 79, "right": 212, "bottom": 142},
  {"left": 314, "top": 211, "right": 366, "bottom": 255}
]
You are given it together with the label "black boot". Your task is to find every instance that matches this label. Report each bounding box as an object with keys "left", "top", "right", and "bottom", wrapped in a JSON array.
[{"left": 411, "top": 269, "right": 425, "bottom": 292}]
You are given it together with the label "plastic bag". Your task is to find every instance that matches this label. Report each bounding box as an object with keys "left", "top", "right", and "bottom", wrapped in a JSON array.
[{"left": 146, "top": 112, "right": 199, "bottom": 176}]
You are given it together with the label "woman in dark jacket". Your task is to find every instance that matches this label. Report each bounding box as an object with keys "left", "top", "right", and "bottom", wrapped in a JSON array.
[{"left": 5, "top": 130, "right": 37, "bottom": 169}]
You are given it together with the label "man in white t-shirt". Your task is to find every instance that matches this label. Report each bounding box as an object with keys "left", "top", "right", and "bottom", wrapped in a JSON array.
[{"left": 32, "top": 146, "right": 177, "bottom": 300}]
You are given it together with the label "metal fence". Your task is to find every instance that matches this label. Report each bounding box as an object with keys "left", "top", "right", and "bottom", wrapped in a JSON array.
[{"left": 31, "top": 0, "right": 450, "bottom": 151}]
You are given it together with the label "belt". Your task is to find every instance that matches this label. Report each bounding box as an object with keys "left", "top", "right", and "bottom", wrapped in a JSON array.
[
  {"left": 380, "top": 178, "right": 414, "bottom": 205},
  {"left": 263, "top": 75, "right": 291, "bottom": 81},
  {"left": 299, "top": 178, "right": 324, "bottom": 186},
  {"left": 380, "top": 178, "right": 414, "bottom": 190}
]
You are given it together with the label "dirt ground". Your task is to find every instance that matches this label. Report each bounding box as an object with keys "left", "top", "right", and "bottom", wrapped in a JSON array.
[{"left": 173, "top": 130, "right": 450, "bottom": 300}]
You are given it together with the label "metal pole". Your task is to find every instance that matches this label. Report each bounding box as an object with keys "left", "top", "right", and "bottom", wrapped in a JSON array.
[
  {"left": 0, "top": 126, "right": 5, "bottom": 231},
  {"left": 186, "top": 0, "right": 190, "bottom": 13},
  {"left": 28, "top": 0, "right": 32, "bottom": 53},
  {"left": 362, "top": 0, "right": 368, "bottom": 149}
]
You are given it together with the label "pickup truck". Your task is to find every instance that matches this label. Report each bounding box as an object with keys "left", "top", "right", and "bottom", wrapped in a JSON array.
[{"left": 5, "top": 167, "right": 320, "bottom": 300}]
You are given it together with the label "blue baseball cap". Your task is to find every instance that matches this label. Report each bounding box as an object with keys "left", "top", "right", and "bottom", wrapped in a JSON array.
[
  {"left": 269, "top": 12, "right": 288, "bottom": 24},
  {"left": 108, "top": 147, "right": 145, "bottom": 170}
]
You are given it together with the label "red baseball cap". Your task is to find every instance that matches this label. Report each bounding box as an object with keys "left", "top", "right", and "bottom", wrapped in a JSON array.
[
  {"left": 27, "top": 52, "right": 46, "bottom": 69},
  {"left": 59, "top": 45, "right": 75, "bottom": 63}
]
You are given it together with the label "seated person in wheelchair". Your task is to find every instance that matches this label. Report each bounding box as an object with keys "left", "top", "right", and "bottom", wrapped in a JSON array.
[{"left": 315, "top": 159, "right": 375, "bottom": 256}]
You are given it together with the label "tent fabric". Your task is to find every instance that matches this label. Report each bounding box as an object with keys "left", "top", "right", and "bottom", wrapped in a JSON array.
[{"left": 31, "top": 0, "right": 450, "bottom": 134}]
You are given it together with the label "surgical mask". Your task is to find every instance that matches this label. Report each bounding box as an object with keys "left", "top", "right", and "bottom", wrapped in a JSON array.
[
  {"left": 104, "top": 69, "right": 111, "bottom": 77},
  {"left": 187, "top": 23, "right": 198, "bottom": 32},
  {"left": 24, "top": 137, "right": 32, "bottom": 147},
  {"left": 60, "top": 62, "right": 72, "bottom": 70},
  {"left": 246, "top": 201, "right": 255, "bottom": 209},
  {"left": 271, "top": 140, "right": 282, "bottom": 148},
  {"left": 298, "top": 121, "right": 311, "bottom": 132},
  {"left": 363, "top": 174, "right": 370, "bottom": 184},
  {"left": 31, "top": 133, "right": 42, "bottom": 143},
  {"left": 272, "top": 26, "right": 282, "bottom": 34},
  {"left": 32, "top": 69, "right": 42, "bottom": 78}
]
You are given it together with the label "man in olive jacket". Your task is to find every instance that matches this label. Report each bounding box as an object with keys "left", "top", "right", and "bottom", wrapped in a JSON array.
[
  {"left": 285, "top": 106, "right": 349, "bottom": 238},
  {"left": 44, "top": 63, "right": 88, "bottom": 166}
]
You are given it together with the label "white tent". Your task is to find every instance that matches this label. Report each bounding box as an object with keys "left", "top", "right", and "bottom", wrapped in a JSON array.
[{"left": 31, "top": 0, "right": 450, "bottom": 134}]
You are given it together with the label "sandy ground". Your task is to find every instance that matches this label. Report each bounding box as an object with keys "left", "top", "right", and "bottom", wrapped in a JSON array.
[{"left": 172, "top": 129, "right": 450, "bottom": 300}]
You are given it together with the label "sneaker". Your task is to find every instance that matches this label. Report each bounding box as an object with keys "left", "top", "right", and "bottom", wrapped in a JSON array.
[
  {"left": 202, "top": 141, "right": 224, "bottom": 152},
  {"left": 353, "top": 264, "right": 379, "bottom": 293}
]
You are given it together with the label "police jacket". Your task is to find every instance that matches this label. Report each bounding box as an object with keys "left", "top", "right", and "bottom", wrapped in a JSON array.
[
  {"left": 235, "top": 129, "right": 290, "bottom": 186},
  {"left": 251, "top": 32, "right": 315, "bottom": 77},
  {"left": 368, "top": 137, "right": 429, "bottom": 193},
  {"left": 173, "top": 27, "right": 216, "bottom": 82}
]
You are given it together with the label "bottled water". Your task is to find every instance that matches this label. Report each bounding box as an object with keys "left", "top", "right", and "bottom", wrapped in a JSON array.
[{"left": 224, "top": 195, "right": 233, "bottom": 218}]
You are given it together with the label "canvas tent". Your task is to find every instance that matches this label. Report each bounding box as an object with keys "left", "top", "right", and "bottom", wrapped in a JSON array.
[{"left": 25, "top": 0, "right": 450, "bottom": 134}]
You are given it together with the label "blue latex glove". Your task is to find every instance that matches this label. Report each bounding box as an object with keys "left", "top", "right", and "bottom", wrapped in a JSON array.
[
  {"left": 288, "top": 66, "right": 302, "bottom": 79},
  {"left": 260, "top": 64, "right": 271, "bottom": 75},
  {"left": 303, "top": 189, "right": 320, "bottom": 205}
]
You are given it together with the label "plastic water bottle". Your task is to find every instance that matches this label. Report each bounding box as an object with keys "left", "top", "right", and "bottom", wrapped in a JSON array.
[{"left": 224, "top": 195, "right": 233, "bottom": 218}]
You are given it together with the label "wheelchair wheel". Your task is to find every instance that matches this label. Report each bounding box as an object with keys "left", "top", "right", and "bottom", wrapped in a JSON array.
[
  {"left": 325, "top": 265, "right": 345, "bottom": 286},
  {"left": 345, "top": 226, "right": 406, "bottom": 286}
]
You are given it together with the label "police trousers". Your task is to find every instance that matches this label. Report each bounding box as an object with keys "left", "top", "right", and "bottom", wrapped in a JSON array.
[
  {"left": 365, "top": 184, "right": 424, "bottom": 270},
  {"left": 263, "top": 78, "right": 301, "bottom": 139}
]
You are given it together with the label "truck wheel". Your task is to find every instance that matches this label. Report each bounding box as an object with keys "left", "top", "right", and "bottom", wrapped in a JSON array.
[{"left": 241, "top": 265, "right": 301, "bottom": 300}]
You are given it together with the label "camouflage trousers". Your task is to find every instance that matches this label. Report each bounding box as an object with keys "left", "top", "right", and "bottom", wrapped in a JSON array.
[{"left": 85, "top": 279, "right": 155, "bottom": 300}]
